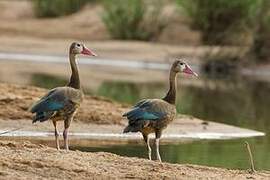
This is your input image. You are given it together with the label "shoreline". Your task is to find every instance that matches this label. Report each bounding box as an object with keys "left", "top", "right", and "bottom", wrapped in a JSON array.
[{"left": 0, "top": 118, "right": 264, "bottom": 143}]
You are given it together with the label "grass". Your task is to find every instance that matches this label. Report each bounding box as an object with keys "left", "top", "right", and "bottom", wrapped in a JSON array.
[
  {"left": 31, "top": 73, "right": 67, "bottom": 89},
  {"left": 101, "top": 0, "right": 167, "bottom": 41},
  {"left": 32, "top": 0, "right": 95, "bottom": 18},
  {"left": 176, "top": 0, "right": 262, "bottom": 45}
]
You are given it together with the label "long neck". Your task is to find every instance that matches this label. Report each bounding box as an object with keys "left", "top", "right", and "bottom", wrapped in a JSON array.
[
  {"left": 163, "top": 69, "right": 177, "bottom": 104},
  {"left": 67, "top": 53, "right": 80, "bottom": 89}
]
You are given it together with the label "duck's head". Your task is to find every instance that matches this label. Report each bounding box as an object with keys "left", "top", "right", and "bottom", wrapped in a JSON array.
[
  {"left": 172, "top": 60, "right": 198, "bottom": 77},
  {"left": 69, "top": 42, "right": 97, "bottom": 56}
]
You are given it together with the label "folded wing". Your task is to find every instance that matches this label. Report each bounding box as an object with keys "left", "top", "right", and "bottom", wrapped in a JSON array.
[
  {"left": 29, "top": 87, "right": 73, "bottom": 123},
  {"left": 123, "top": 99, "right": 167, "bottom": 123}
]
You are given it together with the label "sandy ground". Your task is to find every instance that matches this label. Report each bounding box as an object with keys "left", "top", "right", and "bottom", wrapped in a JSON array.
[
  {"left": 0, "top": 140, "right": 269, "bottom": 180},
  {"left": 0, "top": 83, "right": 127, "bottom": 125}
]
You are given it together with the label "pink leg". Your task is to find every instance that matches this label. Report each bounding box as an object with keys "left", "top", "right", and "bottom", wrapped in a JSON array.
[
  {"left": 53, "top": 121, "right": 60, "bottom": 150},
  {"left": 63, "top": 128, "right": 69, "bottom": 150},
  {"left": 63, "top": 119, "right": 71, "bottom": 151},
  {"left": 155, "top": 131, "right": 162, "bottom": 162},
  {"left": 143, "top": 134, "right": 151, "bottom": 160}
]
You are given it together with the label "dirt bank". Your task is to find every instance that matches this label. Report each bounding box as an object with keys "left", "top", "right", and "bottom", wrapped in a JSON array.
[
  {"left": 0, "top": 140, "right": 269, "bottom": 180},
  {"left": 0, "top": 83, "right": 127, "bottom": 125}
]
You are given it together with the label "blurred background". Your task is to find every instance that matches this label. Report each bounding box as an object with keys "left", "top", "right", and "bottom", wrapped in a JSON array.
[{"left": 1, "top": 0, "right": 270, "bottom": 170}]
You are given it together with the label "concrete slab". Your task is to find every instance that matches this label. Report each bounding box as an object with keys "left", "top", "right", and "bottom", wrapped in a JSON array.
[{"left": 0, "top": 118, "right": 264, "bottom": 143}]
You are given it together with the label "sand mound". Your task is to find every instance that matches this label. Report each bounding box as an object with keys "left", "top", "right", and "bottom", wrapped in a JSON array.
[
  {"left": 0, "top": 140, "right": 269, "bottom": 180},
  {"left": 0, "top": 83, "right": 127, "bottom": 124}
]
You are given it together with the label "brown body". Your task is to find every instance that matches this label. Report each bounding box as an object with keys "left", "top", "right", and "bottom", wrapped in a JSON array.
[
  {"left": 50, "top": 87, "right": 83, "bottom": 128},
  {"left": 123, "top": 60, "right": 197, "bottom": 161},
  {"left": 140, "top": 99, "right": 176, "bottom": 138},
  {"left": 30, "top": 42, "right": 96, "bottom": 150}
]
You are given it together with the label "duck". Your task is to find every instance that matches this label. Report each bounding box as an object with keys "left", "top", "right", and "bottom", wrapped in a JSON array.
[
  {"left": 29, "top": 42, "right": 97, "bottom": 150},
  {"left": 123, "top": 60, "right": 198, "bottom": 162}
]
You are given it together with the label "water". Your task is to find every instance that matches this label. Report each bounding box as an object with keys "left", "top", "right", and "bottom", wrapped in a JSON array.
[
  {"left": 81, "top": 76, "right": 270, "bottom": 170},
  {"left": 72, "top": 139, "right": 268, "bottom": 170}
]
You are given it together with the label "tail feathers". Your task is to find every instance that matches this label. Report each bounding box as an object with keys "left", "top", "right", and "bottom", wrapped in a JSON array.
[
  {"left": 32, "top": 111, "right": 54, "bottom": 124},
  {"left": 123, "top": 108, "right": 139, "bottom": 119},
  {"left": 122, "top": 112, "right": 128, "bottom": 117},
  {"left": 123, "top": 121, "right": 144, "bottom": 133},
  {"left": 123, "top": 126, "right": 132, "bottom": 133}
]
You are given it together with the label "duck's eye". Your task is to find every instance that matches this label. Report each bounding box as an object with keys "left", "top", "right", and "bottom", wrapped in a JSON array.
[
  {"left": 77, "top": 44, "right": 81, "bottom": 47},
  {"left": 180, "top": 63, "right": 184, "bottom": 65}
]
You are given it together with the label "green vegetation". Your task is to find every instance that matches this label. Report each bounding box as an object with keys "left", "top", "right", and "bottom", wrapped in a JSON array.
[
  {"left": 251, "top": 0, "right": 270, "bottom": 62},
  {"left": 97, "top": 81, "right": 140, "bottom": 104},
  {"left": 31, "top": 73, "right": 67, "bottom": 89},
  {"left": 31, "top": 73, "right": 93, "bottom": 94},
  {"left": 101, "top": 0, "right": 166, "bottom": 40},
  {"left": 97, "top": 81, "right": 165, "bottom": 104},
  {"left": 32, "top": 0, "right": 93, "bottom": 18},
  {"left": 176, "top": 0, "right": 262, "bottom": 45},
  {"left": 31, "top": 0, "right": 270, "bottom": 63}
]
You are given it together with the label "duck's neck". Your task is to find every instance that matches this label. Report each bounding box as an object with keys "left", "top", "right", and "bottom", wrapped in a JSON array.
[
  {"left": 67, "top": 53, "right": 80, "bottom": 89},
  {"left": 163, "top": 69, "right": 177, "bottom": 105}
]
